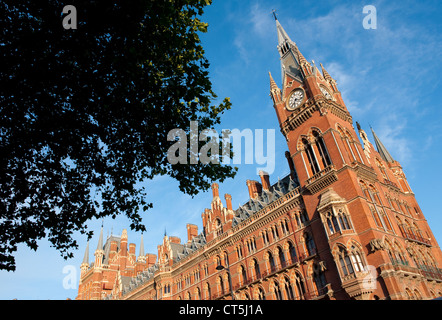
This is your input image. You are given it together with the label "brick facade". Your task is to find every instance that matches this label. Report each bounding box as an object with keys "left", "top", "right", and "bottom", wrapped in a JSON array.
[{"left": 76, "top": 17, "right": 442, "bottom": 301}]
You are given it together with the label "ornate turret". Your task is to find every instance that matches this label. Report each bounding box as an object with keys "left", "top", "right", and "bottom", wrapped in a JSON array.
[
  {"left": 137, "top": 233, "right": 145, "bottom": 262},
  {"left": 80, "top": 241, "right": 89, "bottom": 276},
  {"left": 370, "top": 127, "right": 395, "bottom": 163},
  {"left": 94, "top": 227, "right": 104, "bottom": 270}
]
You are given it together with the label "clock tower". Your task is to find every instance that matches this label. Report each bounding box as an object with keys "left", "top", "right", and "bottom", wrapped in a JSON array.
[{"left": 270, "top": 16, "right": 442, "bottom": 299}]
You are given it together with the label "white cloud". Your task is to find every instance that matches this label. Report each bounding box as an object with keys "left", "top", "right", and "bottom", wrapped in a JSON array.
[{"left": 249, "top": 3, "right": 274, "bottom": 37}]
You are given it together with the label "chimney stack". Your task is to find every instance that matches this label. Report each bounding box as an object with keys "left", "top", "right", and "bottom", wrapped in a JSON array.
[
  {"left": 224, "top": 194, "right": 233, "bottom": 210},
  {"left": 129, "top": 243, "right": 136, "bottom": 255},
  {"left": 211, "top": 183, "right": 219, "bottom": 198},
  {"left": 246, "top": 180, "right": 262, "bottom": 199},
  {"left": 187, "top": 224, "right": 198, "bottom": 242},
  {"left": 259, "top": 170, "right": 270, "bottom": 191}
]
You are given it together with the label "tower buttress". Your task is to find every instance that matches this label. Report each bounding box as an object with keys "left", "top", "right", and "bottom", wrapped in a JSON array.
[
  {"left": 80, "top": 241, "right": 90, "bottom": 277},
  {"left": 94, "top": 227, "right": 104, "bottom": 270}
]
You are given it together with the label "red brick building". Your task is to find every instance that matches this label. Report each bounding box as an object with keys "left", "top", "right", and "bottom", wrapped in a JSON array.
[{"left": 76, "top": 18, "right": 442, "bottom": 301}]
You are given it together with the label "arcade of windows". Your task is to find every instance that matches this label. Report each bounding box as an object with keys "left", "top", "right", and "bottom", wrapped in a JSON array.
[
  {"left": 323, "top": 208, "right": 352, "bottom": 236},
  {"left": 382, "top": 237, "right": 439, "bottom": 278},
  {"left": 359, "top": 181, "right": 394, "bottom": 232},
  {"left": 335, "top": 244, "right": 367, "bottom": 279},
  {"left": 170, "top": 224, "right": 322, "bottom": 300},
  {"left": 359, "top": 180, "right": 429, "bottom": 245},
  {"left": 300, "top": 129, "right": 332, "bottom": 177},
  {"left": 336, "top": 125, "right": 365, "bottom": 165}
]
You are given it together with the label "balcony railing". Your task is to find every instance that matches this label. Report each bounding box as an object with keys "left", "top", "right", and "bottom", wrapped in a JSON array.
[
  {"left": 305, "top": 165, "right": 338, "bottom": 194},
  {"left": 383, "top": 178, "right": 399, "bottom": 189},
  {"left": 403, "top": 232, "right": 431, "bottom": 246},
  {"left": 306, "top": 165, "right": 335, "bottom": 185},
  {"left": 391, "top": 259, "right": 409, "bottom": 267},
  {"left": 418, "top": 265, "right": 442, "bottom": 281},
  {"left": 386, "top": 261, "right": 442, "bottom": 282}
]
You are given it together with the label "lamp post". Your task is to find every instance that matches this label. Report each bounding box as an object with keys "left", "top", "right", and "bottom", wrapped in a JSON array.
[{"left": 216, "top": 257, "right": 235, "bottom": 300}]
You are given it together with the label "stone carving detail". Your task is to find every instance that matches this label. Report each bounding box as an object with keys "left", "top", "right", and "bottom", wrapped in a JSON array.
[{"left": 369, "top": 239, "right": 386, "bottom": 252}]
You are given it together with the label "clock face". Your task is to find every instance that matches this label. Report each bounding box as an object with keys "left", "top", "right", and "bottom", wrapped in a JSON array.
[
  {"left": 287, "top": 89, "right": 304, "bottom": 110},
  {"left": 320, "top": 86, "right": 332, "bottom": 100}
]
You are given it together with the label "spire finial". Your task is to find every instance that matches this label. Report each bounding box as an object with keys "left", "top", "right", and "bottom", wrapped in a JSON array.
[
  {"left": 271, "top": 9, "right": 278, "bottom": 21},
  {"left": 269, "top": 71, "right": 280, "bottom": 93},
  {"left": 138, "top": 233, "right": 145, "bottom": 258},
  {"left": 320, "top": 63, "right": 333, "bottom": 81},
  {"left": 370, "top": 127, "right": 395, "bottom": 163},
  {"left": 96, "top": 226, "right": 104, "bottom": 251},
  {"left": 82, "top": 241, "right": 90, "bottom": 265}
]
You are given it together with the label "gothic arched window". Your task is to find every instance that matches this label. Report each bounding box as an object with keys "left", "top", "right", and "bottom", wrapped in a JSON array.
[
  {"left": 218, "top": 276, "right": 225, "bottom": 295},
  {"left": 258, "top": 287, "right": 266, "bottom": 300},
  {"left": 337, "top": 246, "right": 354, "bottom": 277},
  {"left": 313, "top": 262, "right": 327, "bottom": 294},
  {"left": 205, "top": 283, "right": 211, "bottom": 300},
  {"left": 268, "top": 251, "right": 276, "bottom": 272},
  {"left": 303, "top": 138, "right": 320, "bottom": 175},
  {"left": 253, "top": 258, "right": 261, "bottom": 279},
  {"left": 313, "top": 130, "right": 332, "bottom": 168},
  {"left": 304, "top": 233, "right": 316, "bottom": 256},
  {"left": 349, "top": 245, "right": 365, "bottom": 272},
  {"left": 277, "top": 246, "right": 286, "bottom": 267},
  {"left": 284, "top": 276, "right": 295, "bottom": 300},
  {"left": 240, "top": 265, "right": 248, "bottom": 285},
  {"left": 288, "top": 242, "right": 297, "bottom": 263},
  {"left": 273, "top": 281, "right": 283, "bottom": 300},
  {"left": 325, "top": 211, "right": 340, "bottom": 235},
  {"left": 215, "top": 218, "right": 223, "bottom": 236}
]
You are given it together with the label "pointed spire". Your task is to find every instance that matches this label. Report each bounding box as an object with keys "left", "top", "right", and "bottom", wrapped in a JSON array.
[
  {"left": 275, "top": 18, "right": 309, "bottom": 67},
  {"left": 96, "top": 227, "right": 104, "bottom": 252},
  {"left": 320, "top": 63, "right": 333, "bottom": 81},
  {"left": 276, "top": 20, "right": 293, "bottom": 48},
  {"left": 274, "top": 19, "right": 307, "bottom": 82},
  {"left": 269, "top": 71, "right": 278, "bottom": 91},
  {"left": 139, "top": 233, "right": 145, "bottom": 257},
  {"left": 82, "top": 241, "right": 90, "bottom": 265},
  {"left": 271, "top": 9, "right": 278, "bottom": 21},
  {"left": 269, "top": 71, "right": 281, "bottom": 102},
  {"left": 294, "top": 43, "right": 309, "bottom": 67},
  {"left": 371, "top": 128, "right": 395, "bottom": 163}
]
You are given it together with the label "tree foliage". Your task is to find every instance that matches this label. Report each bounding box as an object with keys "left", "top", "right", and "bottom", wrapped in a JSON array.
[{"left": 0, "top": 0, "right": 236, "bottom": 271}]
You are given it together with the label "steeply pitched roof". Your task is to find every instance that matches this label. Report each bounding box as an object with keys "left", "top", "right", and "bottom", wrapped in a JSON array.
[
  {"left": 96, "top": 227, "right": 104, "bottom": 251},
  {"left": 232, "top": 173, "right": 299, "bottom": 227},
  {"left": 102, "top": 235, "right": 121, "bottom": 265},
  {"left": 371, "top": 128, "right": 395, "bottom": 163},
  {"left": 82, "top": 241, "right": 89, "bottom": 265}
]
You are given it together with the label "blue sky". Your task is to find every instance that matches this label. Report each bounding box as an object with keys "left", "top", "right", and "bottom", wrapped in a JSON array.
[{"left": 1, "top": 0, "right": 442, "bottom": 300}]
